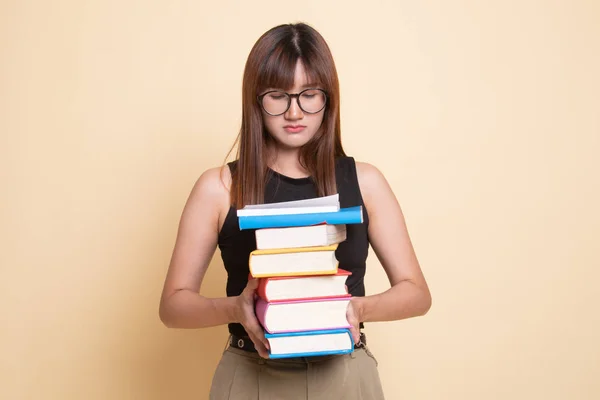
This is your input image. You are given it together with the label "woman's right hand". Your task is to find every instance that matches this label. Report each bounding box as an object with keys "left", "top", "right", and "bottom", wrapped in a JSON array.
[{"left": 234, "top": 278, "right": 270, "bottom": 358}]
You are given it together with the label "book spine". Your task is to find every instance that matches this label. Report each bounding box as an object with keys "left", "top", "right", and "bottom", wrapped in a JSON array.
[
  {"left": 254, "top": 297, "right": 269, "bottom": 330},
  {"left": 249, "top": 266, "right": 339, "bottom": 279},
  {"left": 268, "top": 325, "right": 352, "bottom": 335},
  {"left": 237, "top": 205, "right": 339, "bottom": 217},
  {"left": 265, "top": 293, "right": 351, "bottom": 303},
  {"left": 258, "top": 297, "right": 352, "bottom": 334},
  {"left": 238, "top": 206, "right": 363, "bottom": 230},
  {"left": 265, "top": 329, "right": 354, "bottom": 359},
  {"left": 256, "top": 279, "right": 270, "bottom": 302},
  {"left": 268, "top": 348, "right": 353, "bottom": 359},
  {"left": 265, "top": 296, "right": 351, "bottom": 306},
  {"left": 264, "top": 327, "right": 353, "bottom": 338}
]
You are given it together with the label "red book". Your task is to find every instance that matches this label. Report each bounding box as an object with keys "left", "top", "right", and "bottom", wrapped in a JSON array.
[{"left": 256, "top": 269, "right": 351, "bottom": 302}]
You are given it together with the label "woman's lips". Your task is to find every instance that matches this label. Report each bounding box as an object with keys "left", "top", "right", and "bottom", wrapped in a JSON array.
[{"left": 284, "top": 125, "right": 306, "bottom": 133}]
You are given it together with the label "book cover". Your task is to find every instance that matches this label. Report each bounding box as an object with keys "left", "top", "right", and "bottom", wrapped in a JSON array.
[
  {"left": 255, "top": 297, "right": 351, "bottom": 334},
  {"left": 250, "top": 244, "right": 337, "bottom": 256},
  {"left": 256, "top": 269, "right": 351, "bottom": 302},
  {"left": 265, "top": 328, "right": 354, "bottom": 359},
  {"left": 239, "top": 194, "right": 339, "bottom": 211},
  {"left": 238, "top": 205, "right": 363, "bottom": 230},
  {"left": 255, "top": 223, "right": 347, "bottom": 250},
  {"left": 248, "top": 244, "right": 339, "bottom": 278}
]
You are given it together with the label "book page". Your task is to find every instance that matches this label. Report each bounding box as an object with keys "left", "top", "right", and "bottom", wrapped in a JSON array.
[{"left": 241, "top": 193, "right": 339, "bottom": 210}]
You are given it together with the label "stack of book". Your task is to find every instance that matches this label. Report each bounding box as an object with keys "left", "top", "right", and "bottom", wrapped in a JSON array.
[{"left": 237, "top": 194, "right": 364, "bottom": 359}]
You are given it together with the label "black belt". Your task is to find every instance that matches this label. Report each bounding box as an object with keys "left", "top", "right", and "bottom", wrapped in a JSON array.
[{"left": 229, "top": 332, "right": 367, "bottom": 353}]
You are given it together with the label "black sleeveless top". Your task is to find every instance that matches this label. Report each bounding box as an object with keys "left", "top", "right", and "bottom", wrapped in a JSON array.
[{"left": 217, "top": 156, "right": 370, "bottom": 337}]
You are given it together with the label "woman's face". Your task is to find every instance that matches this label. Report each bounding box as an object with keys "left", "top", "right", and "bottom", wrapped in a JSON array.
[{"left": 260, "top": 61, "right": 325, "bottom": 151}]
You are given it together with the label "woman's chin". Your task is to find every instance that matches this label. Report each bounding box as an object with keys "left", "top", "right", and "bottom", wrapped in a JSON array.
[{"left": 271, "top": 134, "right": 313, "bottom": 150}]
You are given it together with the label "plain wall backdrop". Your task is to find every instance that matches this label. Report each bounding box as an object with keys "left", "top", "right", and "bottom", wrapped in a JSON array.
[{"left": 1, "top": 0, "right": 599, "bottom": 399}]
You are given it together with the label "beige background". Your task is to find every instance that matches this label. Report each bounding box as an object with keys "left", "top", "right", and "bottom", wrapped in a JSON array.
[{"left": 2, "top": 0, "right": 599, "bottom": 399}]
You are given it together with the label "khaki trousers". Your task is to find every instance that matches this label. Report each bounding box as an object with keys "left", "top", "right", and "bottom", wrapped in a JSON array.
[{"left": 209, "top": 338, "right": 385, "bottom": 400}]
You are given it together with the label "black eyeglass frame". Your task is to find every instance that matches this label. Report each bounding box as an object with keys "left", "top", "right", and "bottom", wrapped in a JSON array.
[{"left": 256, "top": 88, "right": 328, "bottom": 116}]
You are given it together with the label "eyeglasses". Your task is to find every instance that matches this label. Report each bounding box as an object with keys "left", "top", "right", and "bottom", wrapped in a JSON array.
[{"left": 257, "top": 88, "right": 328, "bottom": 116}]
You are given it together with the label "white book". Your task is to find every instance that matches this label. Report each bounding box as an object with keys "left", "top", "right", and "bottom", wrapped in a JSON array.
[
  {"left": 257, "top": 269, "right": 351, "bottom": 302},
  {"left": 265, "top": 329, "right": 354, "bottom": 358},
  {"left": 255, "top": 224, "right": 346, "bottom": 250},
  {"left": 236, "top": 194, "right": 340, "bottom": 217},
  {"left": 248, "top": 244, "right": 339, "bottom": 278},
  {"left": 256, "top": 297, "right": 351, "bottom": 333}
]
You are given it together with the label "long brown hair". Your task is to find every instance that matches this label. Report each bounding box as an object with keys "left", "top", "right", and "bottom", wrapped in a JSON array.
[{"left": 226, "top": 22, "right": 346, "bottom": 208}]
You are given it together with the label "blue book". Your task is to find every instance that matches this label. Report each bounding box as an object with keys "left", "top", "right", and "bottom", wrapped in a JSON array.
[
  {"left": 265, "top": 328, "right": 354, "bottom": 359},
  {"left": 238, "top": 206, "right": 363, "bottom": 230}
]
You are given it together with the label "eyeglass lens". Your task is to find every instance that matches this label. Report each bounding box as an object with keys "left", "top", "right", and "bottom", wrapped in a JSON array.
[{"left": 261, "top": 89, "right": 326, "bottom": 115}]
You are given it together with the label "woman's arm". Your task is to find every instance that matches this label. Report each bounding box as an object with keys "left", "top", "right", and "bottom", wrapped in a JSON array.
[
  {"left": 158, "top": 166, "right": 237, "bottom": 329},
  {"left": 351, "top": 162, "right": 432, "bottom": 324},
  {"left": 157, "top": 165, "right": 281, "bottom": 357}
]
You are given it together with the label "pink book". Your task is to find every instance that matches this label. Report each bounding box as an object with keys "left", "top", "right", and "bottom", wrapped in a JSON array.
[{"left": 255, "top": 296, "right": 352, "bottom": 334}]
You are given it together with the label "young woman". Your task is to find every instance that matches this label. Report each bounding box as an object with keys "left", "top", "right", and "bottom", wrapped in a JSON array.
[{"left": 159, "top": 22, "right": 432, "bottom": 399}]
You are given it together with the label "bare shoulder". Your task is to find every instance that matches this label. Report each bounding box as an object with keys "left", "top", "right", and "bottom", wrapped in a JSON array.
[
  {"left": 354, "top": 161, "right": 393, "bottom": 205},
  {"left": 185, "top": 164, "right": 232, "bottom": 231},
  {"left": 192, "top": 164, "right": 232, "bottom": 199},
  {"left": 355, "top": 161, "right": 386, "bottom": 184}
]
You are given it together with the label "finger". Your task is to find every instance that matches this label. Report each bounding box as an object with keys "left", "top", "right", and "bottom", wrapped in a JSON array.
[
  {"left": 345, "top": 304, "right": 359, "bottom": 343},
  {"left": 247, "top": 332, "right": 270, "bottom": 358},
  {"left": 246, "top": 278, "right": 259, "bottom": 291},
  {"left": 254, "top": 336, "right": 270, "bottom": 358},
  {"left": 260, "top": 341, "right": 270, "bottom": 358},
  {"left": 255, "top": 342, "right": 270, "bottom": 359},
  {"left": 251, "top": 325, "right": 270, "bottom": 350},
  {"left": 244, "top": 316, "right": 270, "bottom": 350},
  {"left": 243, "top": 279, "right": 259, "bottom": 301},
  {"left": 350, "top": 325, "right": 360, "bottom": 344},
  {"left": 249, "top": 328, "right": 269, "bottom": 349}
]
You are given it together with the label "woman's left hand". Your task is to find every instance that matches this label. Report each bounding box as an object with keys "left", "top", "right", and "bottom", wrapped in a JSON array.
[{"left": 346, "top": 297, "right": 363, "bottom": 345}]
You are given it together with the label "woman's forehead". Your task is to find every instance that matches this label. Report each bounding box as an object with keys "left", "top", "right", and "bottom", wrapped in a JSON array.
[
  {"left": 289, "top": 63, "right": 313, "bottom": 89},
  {"left": 263, "top": 61, "right": 321, "bottom": 91}
]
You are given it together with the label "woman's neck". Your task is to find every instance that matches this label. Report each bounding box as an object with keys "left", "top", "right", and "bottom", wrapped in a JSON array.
[{"left": 267, "top": 147, "right": 310, "bottom": 179}]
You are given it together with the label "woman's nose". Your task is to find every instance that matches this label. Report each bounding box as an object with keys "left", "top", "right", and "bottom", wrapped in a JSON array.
[{"left": 284, "top": 97, "right": 304, "bottom": 120}]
